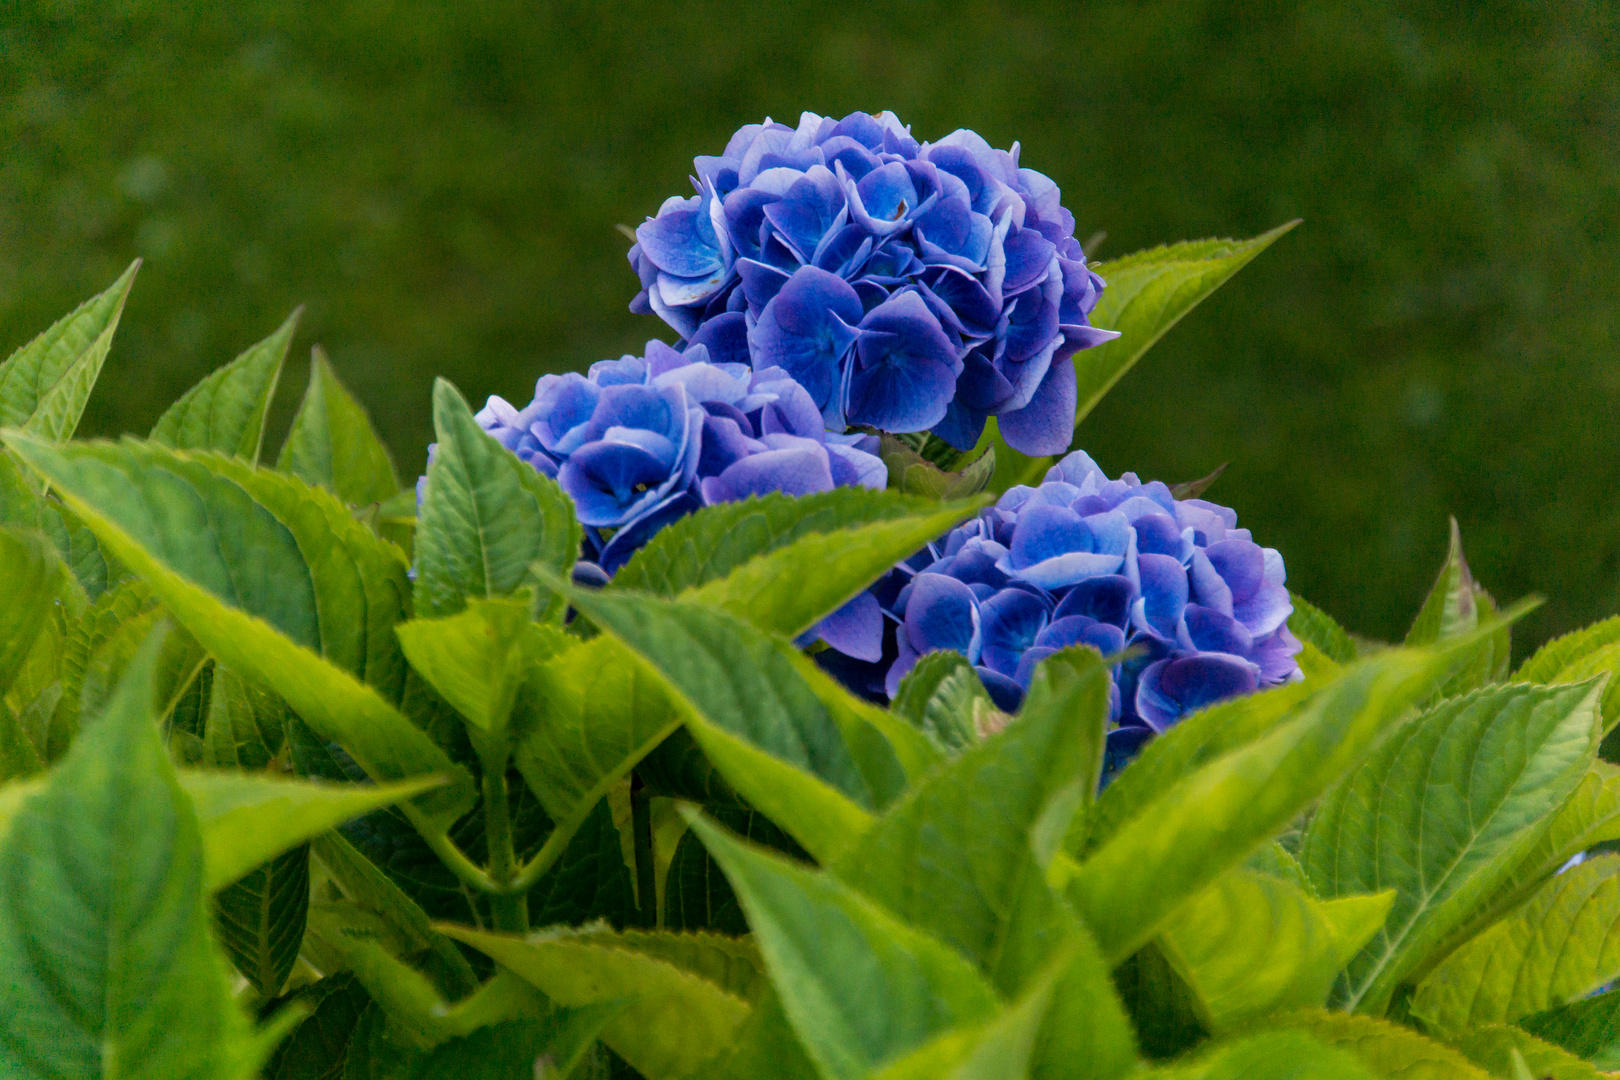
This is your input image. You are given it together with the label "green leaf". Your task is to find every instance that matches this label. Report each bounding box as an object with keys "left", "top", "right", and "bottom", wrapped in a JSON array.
[
  {"left": 0, "top": 525, "right": 65, "bottom": 700},
  {"left": 889, "top": 650, "right": 994, "bottom": 754},
  {"left": 0, "top": 626, "right": 262, "bottom": 1079},
  {"left": 260, "top": 973, "right": 371, "bottom": 1080},
  {"left": 1483, "top": 762, "right": 1620, "bottom": 932},
  {"left": 1412, "top": 854, "right": 1620, "bottom": 1032},
  {"left": 1257, "top": 1010, "right": 1490, "bottom": 1079},
  {"left": 151, "top": 308, "right": 301, "bottom": 464},
  {"left": 1157, "top": 869, "right": 1394, "bottom": 1031},
  {"left": 0, "top": 449, "right": 41, "bottom": 528},
  {"left": 559, "top": 585, "right": 878, "bottom": 862},
  {"left": 1070, "top": 646, "right": 1456, "bottom": 966},
  {"left": 665, "top": 807, "right": 802, "bottom": 934},
  {"left": 1517, "top": 616, "right": 1620, "bottom": 685},
  {"left": 3, "top": 433, "right": 476, "bottom": 830},
  {"left": 0, "top": 259, "right": 139, "bottom": 441},
  {"left": 1027, "top": 923, "right": 1140, "bottom": 1080},
  {"left": 1405, "top": 517, "right": 1513, "bottom": 695},
  {"left": 988, "top": 224, "right": 1299, "bottom": 492},
  {"left": 202, "top": 663, "right": 285, "bottom": 771},
  {"left": 440, "top": 923, "right": 757, "bottom": 1080},
  {"left": 831, "top": 649, "right": 1109, "bottom": 993},
  {"left": 395, "top": 596, "right": 570, "bottom": 762},
  {"left": 878, "top": 436, "right": 997, "bottom": 501},
  {"left": 1291, "top": 593, "right": 1358, "bottom": 665},
  {"left": 0, "top": 699, "right": 45, "bottom": 781},
  {"left": 308, "top": 832, "right": 478, "bottom": 999},
  {"left": 215, "top": 844, "right": 310, "bottom": 999},
  {"left": 414, "top": 379, "right": 579, "bottom": 622},
  {"left": 680, "top": 497, "right": 983, "bottom": 640},
  {"left": 1084, "top": 679, "right": 1315, "bottom": 856},
  {"left": 1448, "top": 1025, "right": 1604, "bottom": 1080},
  {"left": 182, "top": 771, "right": 445, "bottom": 892},
  {"left": 1520, "top": 989, "right": 1620, "bottom": 1068},
  {"left": 611, "top": 487, "right": 941, "bottom": 596},
  {"left": 523, "top": 795, "right": 638, "bottom": 931},
  {"left": 1302, "top": 679, "right": 1603, "bottom": 1013},
  {"left": 42, "top": 498, "right": 120, "bottom": 602},
  {"left": 276, "top": 346, "right": 401, "bottom": 507},
  {"left": 683, "top": 807, "right": 1001, "bottom": 1080},
  {"left": 1153, "top": 1030, "right": 1381, "bottom": 1080}
]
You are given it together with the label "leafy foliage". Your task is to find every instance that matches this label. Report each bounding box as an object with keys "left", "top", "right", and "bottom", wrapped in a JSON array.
[{"left": 7, "top": 233, "right": 1620, "bottom": 1080}]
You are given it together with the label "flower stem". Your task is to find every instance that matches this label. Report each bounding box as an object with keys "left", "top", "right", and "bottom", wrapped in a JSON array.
[
  {"left": 631, "top": 774, "right": 657, "bottom": 927},
  {"left": 482, "top": 764, "right": 529, "bottom": 933}
]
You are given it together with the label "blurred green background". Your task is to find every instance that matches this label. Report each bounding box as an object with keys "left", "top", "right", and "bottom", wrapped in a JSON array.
[{"left": 3, "top": 0, "right": 1616, "bottom": 651}]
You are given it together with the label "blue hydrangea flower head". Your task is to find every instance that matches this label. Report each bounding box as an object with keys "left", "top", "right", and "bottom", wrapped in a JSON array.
[
  {"left": 818, "top": 449, "right": 1302, "bottom": 759},
  {"left": 628, "top": 111, "right": 1120, "bottom": 456},
  {"left": 424, "top": 339, "right": 885, "bottom": 574}
]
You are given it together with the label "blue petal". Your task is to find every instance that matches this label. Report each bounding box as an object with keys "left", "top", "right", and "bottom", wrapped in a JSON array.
[
  {"left": 825, "top": 444, "right": 888, "bottom": 491},
  {"left": 1052, "top": 575, "right": 1135, "bottom": 628},
  {"left": 814, "top": 591, "right": 884, "bottom": 663},
  {"left": 976, "top": 667, "right": 1025, "bottom": 713},
  {"left": 1136, "top": 654, "right": 1260, "bottom": 731},
  {"left": 998, "top": 354, "right": 1076, "bottom": 457},
  {"left": 1183, "top": 605, "right": 1254, "bottom": 656},
  {"left": 1001, "top": 227, "right": 1057, "bottom": 296},
  {"left": 1133, "top": 553, "right": 1190, "bottom": 639},
  {"left": 700, "top": 442, "right": 834, "bottom": 502},
  {"left": 978, "top": 587, "right": 1052, "bottom": 677},
  {"left": 686, "top": 312, "right": 750, "bottom": 368},
  {"left": 737, "top": 258, "right": 792, "bottom": 314},
  {"left": 748, "top": 266, "right": 864, "bottom": 418},
  {"left": 1037, "top": 615, "right": 1126, "bottom": 658},
  {"left": 636, "top": 203, "right": 722, "bottom": 278},
  {"left": 532, "top": 373, "right": 601, "bottom": 455},
  {"left": 846, "top": 291, "right": 959, "bottom": 432},
  {"left": 560, "top": 440, "right": 678, "bottom": 527},
  {"left": 904, "top": 573, "right": 981, "bottom": 659},
  {"left": 852, "top": 162, "right": 920, "bottom": 228}
]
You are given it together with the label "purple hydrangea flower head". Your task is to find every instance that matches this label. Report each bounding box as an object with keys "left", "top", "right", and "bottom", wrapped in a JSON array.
[
  {"left": 424, "top": 339, "right": 886, "bottom": 574},
  {"left": 822, "top": 449, "right": 1302, "bottom": 756},
  {"left": 628, "top": 111, "right": 1120, "bottom": 456}
]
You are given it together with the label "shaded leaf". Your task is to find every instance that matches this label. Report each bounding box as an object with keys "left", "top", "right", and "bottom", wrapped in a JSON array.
[
  {"left": 152, "top": 308, "right": 300, "bottom": 463},
  {"left": 665, "top": 807, "right": 802, "bottom": 934},
  {"left": 879, "top": 436, "right": 997, "bottom": 500},
  {"left": 215, "top": 844, "right": 310, "bottom": 999},
  {"left": 1166, "top": 462, "right": 1228, "bottom": 501},
  {"left": 0, "top": 526, "right": 64, "bottom": 700},
  {"left": 1520, "top": 988, "right": 1620, "bottom": 1068},
  {"left": 260, "top": 973, "right": 371, "bottom": 1080},
  {"left": 1291, "top": 593, "right": 1358, "bottom": 666},
  {"left": 277, "top": 346, "right": 400, "bottom": 507}
]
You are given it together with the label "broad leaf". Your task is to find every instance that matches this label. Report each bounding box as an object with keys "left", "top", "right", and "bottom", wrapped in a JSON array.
[
  {"left": 0, "top": 259, "right": 139, "bottom": 441},
  {"left": 889, "top": 650, "right": 994, "bottom": 754},
  {"left": 683, "top": 808, "right": 1001, "bottom": 1080},
  {"left": 259, "top": 973, "right": 371, "bottom": 1080},
  {"left": 665, "top": 807, "right": 802, "bottom": 934},
  {"left": 0, "top": 628, "right": 262, "bottom": 1079},
  {"left": 1303, "top": 679, "right": 1602, "bottom": 1013},
  {"left": 214, "top": 845, "right": 309, "bottom": 999},
  {"left": 1157, "top": 869, "right": 1393, "bottom": 1031},
  {"left": 1258, "top": 1010, "right": 1490, "bottom": 1079},
  {"left": 276, "top": 346, "right": 400, "bottom": 507},
  {"left": 682, "top": 498, "right": 982, "bottom": 639},
  {"left": 441, "top": 923, "right": 757, "bottom": 1080},
  {"left": 1411, "top": 854, "right": 1620, "bottom": 1032},
  {"left": 202, "top": 663, "right": 284, "bottom": 771},
  {"left": 512, "top": 634, "right": 684, "bottom": 881},
  {"left": 832, "top": 649, "right": 1109, "bottom": 993},
  {"left": 612, "top": 487, "right": 940, "bottom": 596},
  {"left": 1084, "top": 679, "right": 1314, "bottom": 855},
  {"left": 42, "top": 499, "right": 120, "bottom": 602},
  {"left": 151, "top": 308, "right": 300, "bottom": 463},
  {"left": 1071, "top": 647, "right": 1453, "bottom": 964},
  {"left": 181, "top": 771, "right": 445, "bottom": 892},
  {"left": 1291, "top": 593, "right": 1357, "bottom": 665},
  {"left": 560, "top": 585, "right": 878, "bottom": 862},
  {"left": 988, "top": 223, "right": 1298, "bottom": 491},
  {"left": 4, "top": 433, "right": 475, "bottom": 829},
  {"left": 1517, "top": 615, "right": 1620, "bottom": 685},
  {"left": 414, "top": 378, "right": 580, "bottom": 620}
]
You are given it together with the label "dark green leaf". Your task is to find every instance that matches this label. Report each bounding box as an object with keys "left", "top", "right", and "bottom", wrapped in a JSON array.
[
  {"left": 261, "top": 973, "right": 371, "bottom": 1080},
  {"left": 879, "top": 436, "right": 996, "bottom": 500},
  {"left": 526, "top": 796, "right": 638, "bottom": 931},
  {"left": 611, "top": 487, "right": 939, "bottom": 597},
  {"left": 665, "top": 807, "right": 802, "bottom": 934},
  {"left": 277, "top": 346, "right": 401, "bottom": 507},
  {"left": 1449, "top": 1025, "right": 1604, "bottom": 1080},
  {"left": 215, "top": 844, "right": 311, "bottom": 998},
  {"left": 1521, "top": 988, "right": 1620, "bottom": 1068},
  {"left": 414, "top": 378, "right": 580, "bottom": 622},
  {"left": 152, "top": 307, "right": 301, "bottom": 463},
  {"left": 0, "top": 259, "right": 139, "bottom": 441}
]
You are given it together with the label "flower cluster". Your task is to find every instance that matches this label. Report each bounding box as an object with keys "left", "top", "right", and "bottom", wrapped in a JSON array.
[
  {"left": 820, "top": 450, "right": 1302, "bottom": 749},
  {"left": 432, "top": 340, "right": 885, "bottom": 572},
  {"left": 628, "top": 110, "right": 1119, "bottom": 456}
]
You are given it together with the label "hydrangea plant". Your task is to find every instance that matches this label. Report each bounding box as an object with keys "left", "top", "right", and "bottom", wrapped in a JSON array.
[{"left": 5, "top": 142, "right": 1620, "bottom": 1080}]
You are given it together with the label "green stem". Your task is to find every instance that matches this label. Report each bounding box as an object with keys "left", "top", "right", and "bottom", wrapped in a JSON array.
[
  {"left": 482, "top": 764, "right": 529, "bottom": 933},
  {"left": 631, "top": 774, "right": 657, "bottom": 927},
  {"left": 403, "top": 806, "right": 498, "bottom": 894}
]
